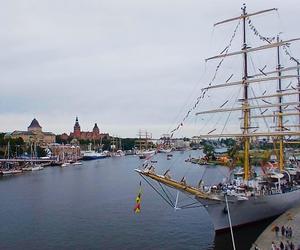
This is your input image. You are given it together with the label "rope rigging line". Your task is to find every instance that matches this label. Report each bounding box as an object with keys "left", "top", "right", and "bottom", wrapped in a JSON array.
[
  {"left": 180, "top": 163, "right": 191, "bottom": 179},
  {"left": 140, "top": 169, "right": 209, "bottom": 210},
  {"left": 179, "top": 201, "right": 202, "bottom": 209},
  {"left": 169, "top": 20, "right": 241, "bottom": 137},
  {"left": 282, "top": 44, "right": 299, "bottom": 63},
  {"left": 219, "top": 86, "right": 242, "bottom": 138},
  {"left": 167, "top": 62, "right": 208, "bottom": 133},
  {"left": 201, "top": 83, "right": 241, "bottom": 138},
  {"left": 139, "top": 174, "right": 174, "bottom": 208},
  {"left": 158, "top": 181, "right": 175, "bottom": 207},
  {"left": 168, "top": 22, "right": 217, "bottom": 133},
  {"left": 248, "top": 53, "right": 272, "bottom": 132},
  {"left": 199, "top": 165, "right": 208, "bottom": 183},
  {"left": 247, "top": 17, "right": 276, "bottom": 44},
  {"left": 163, "top": 183, "right": 177, "bottom": 202},
  {"left": 250, "top": 87, "right": 271, "bottom": 132},
  {"left": 179, "top": 204, "right": 207, "bottom": 210},
  {"left": 161, "top": 150, "right": 188, "bottom": 175},
  {"left": 247, "top": 14, "right": 299, "bottom": 64}
]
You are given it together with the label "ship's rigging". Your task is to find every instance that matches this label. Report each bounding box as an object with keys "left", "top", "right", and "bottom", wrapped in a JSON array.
[{"left": 136, "top": 4, "right": 300, "bottom": 232}]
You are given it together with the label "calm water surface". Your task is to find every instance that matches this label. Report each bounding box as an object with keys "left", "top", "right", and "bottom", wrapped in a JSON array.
[{"left": 0, "top": 151, "right": 269, "bottom": 250}]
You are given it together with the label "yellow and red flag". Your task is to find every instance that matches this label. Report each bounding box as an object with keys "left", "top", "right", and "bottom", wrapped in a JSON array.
[{"left": 134, "top": 181, "right": 142, "bottom": 214}]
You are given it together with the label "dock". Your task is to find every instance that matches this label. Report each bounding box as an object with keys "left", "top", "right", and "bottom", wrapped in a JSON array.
[
  {"left": 0, "top": 159, "right": 55, "bottom": 163},
  {"left": 250, "top": 204, "right": 300, "bottom": 249}
]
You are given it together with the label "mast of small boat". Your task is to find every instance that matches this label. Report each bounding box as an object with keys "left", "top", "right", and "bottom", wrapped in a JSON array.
[
  {"left": 139, "top": 130, "right": 142, "bottom": 152},
  {"left": 145, "top": 131, "right": 148, "bottom": 150},
  {"left": 276, "top": 35, "right": 284, "bottom": 171},
  {"left": 7, "top": 140, "right": 10, "bottom": 160},
  {"left": 30, "top": 142, "right": 34, "bottom": 164},
  {"left": 111, "top": 136, "right": 115, "bottom": 154},
  {"left": 34, "top": 141, "right": 37, "bottom": 158},
  {"left": 241, "top": 4, "right": 250, "bottom": 181},
  {"left": 119, "top": 137, "right": 122, "bottom": 151}
]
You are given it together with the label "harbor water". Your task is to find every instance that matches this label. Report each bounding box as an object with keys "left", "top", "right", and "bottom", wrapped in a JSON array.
[{"left": 0, "top": 151, "right": 269, "bottom": 250}]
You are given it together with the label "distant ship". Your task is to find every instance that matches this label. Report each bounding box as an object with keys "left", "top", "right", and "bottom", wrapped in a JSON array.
[
  {"left": 82, "top": 144, "right": 106, "bottom": 160},
  {"left": 82, "top": 150, "right": 106, "bottom": 160},
  {"left": 137, "top": 149, "right": 156, "bottom": 159},
  {"left": 136, "top": 5, "right": 300, "bottom": 232},
  {"left": 135, "top": 130, "right": 156, "bottom": 159}
]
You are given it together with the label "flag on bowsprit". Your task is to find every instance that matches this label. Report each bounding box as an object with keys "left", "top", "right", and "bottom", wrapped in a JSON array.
[{"left": 134, "top": 181, "right": 142, "bottom": 214}]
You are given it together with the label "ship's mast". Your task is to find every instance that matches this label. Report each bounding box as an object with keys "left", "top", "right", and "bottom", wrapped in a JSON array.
[
  {"left": 276, "top": 35, "right": 284, "bottom": 171},
  {"left": 242, "top": 4, "right": 250, "bottom": 181},
  {"left": 289, "top": 57, "right": 300, "bottom": 131},
  {"left": 298, "top": 63, "right": 300, "bottom": 129},
  {"left": 136, "top": 6, "right": 300, "bottom": 203}
]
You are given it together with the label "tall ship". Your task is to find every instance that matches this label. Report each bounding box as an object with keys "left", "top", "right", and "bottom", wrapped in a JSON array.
[
  {"left": 135, "top": 5, "right": 300, "bottom": 232},
  {"left": 135, "top": 130, "right": 156, "bottom": 159}
]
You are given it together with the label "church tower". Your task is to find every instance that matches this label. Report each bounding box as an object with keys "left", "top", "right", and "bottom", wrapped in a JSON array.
[
  {"left": 93, "top": 123, "right": 100, "bottom": 139},
  {"left": 74, "top": 117, "right": 81, "bottom": 138},
  {"left": 93, "top": 123, "right": 100, "bottom": 134}
]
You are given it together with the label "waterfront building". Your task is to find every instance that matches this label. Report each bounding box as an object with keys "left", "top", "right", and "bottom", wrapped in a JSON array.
[
  {"left": 9, "top": 118, "right": 56, "bottom": 146},
  {"left": 69, "top": 117, "right": 109, "bottom": 141},
  {"left": 48, "top": 143, "right": 81, "bottom": 162}
]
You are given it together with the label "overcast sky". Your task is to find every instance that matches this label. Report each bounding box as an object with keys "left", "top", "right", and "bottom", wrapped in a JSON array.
[{"left": 1, "top": 0, "right": 299, "bottom": 138}]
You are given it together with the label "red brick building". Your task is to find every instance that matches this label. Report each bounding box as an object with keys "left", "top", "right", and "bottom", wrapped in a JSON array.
[{"left": 69, "top": 117, "right": 109, "bottom": 141}]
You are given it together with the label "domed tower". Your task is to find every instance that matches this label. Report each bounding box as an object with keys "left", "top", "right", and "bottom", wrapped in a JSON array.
[
  {"left": 73, "top": 117, "right": 81, "bottom": 138},
  {"left": 28, "top": 118, "right": 42, "bottom": 133}
]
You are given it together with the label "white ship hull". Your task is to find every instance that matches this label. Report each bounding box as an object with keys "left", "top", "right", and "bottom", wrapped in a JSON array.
[
  {"left": 82, "top": 151, "right": 106, "bottom": 160},
  {"left": 31, "top": 166, "right": 44, "bottom": 171},
  {"left": 73, "top": 162, "right": 82, "bottom": 165},
  {"left": 137, "top": 150, "right": 156, "bottom": 159},
  {"left": 158, "top": 148, "right": 172, "bottom": 153},
  {"left": 197, "top": 187, "right": 300, "bottom": 232},
  {"left": 1, "top": 170, "right": 22, "bottom": 175}
]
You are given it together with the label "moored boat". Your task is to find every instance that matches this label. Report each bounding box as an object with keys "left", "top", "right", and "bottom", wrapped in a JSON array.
[
  {"left": 73, "top": 161, "right": 83, "bottom": 165},
  {"left": 31, "top": 165, "right": 44, "bottom": 171},
  {"left": 1, "top": 169, "right": 23, "bottom": 175},
  {"left": 137, "top": 149, "right": 156, "bottom": 159},
  {"left": 82, "top": 151, "right": 106, "bottom": 160}
]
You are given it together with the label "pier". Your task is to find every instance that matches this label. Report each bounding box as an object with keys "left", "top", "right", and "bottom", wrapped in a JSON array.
[
  {"left": 0, "top": 159, "right": 56, "bottom": 164},
  {"left": 251, "top": 204, "right": 300, "bottom": 249}
]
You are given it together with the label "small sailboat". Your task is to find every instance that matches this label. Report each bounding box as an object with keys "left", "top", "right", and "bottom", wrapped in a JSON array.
[
  {"left": 73, "top": 161, "right": 83, "bottom": 166},
  {"left": 31, "top": 165, "right": 44, "bottom": 171},
  {"left": 115, "top": 150, "right": 125, "bottom": 157},
  {"left": 61, "top": 162, "right": 70, "bottom": 167},
  {"left": 1, "top": 142, "right": 23, "bottom": 175},
  {"left": 135, "top": 130, "right": 156, "bottom": 159},
  {"left": 167, "top": 154, "right": 173, "bottom": 160}
]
